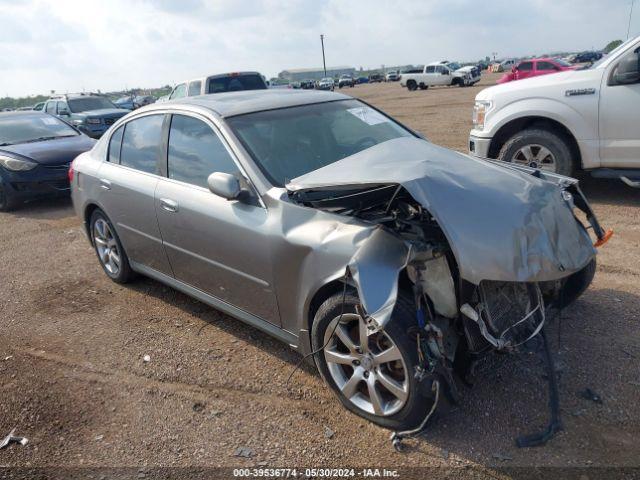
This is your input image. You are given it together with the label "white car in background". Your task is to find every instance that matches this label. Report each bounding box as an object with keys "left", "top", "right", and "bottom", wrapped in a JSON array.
[
  {"left": 469, "top": 35, "right": 640, "bottom": 187},
  {"left": 400, "top": 61, "right": 481, "bottom": 90}
]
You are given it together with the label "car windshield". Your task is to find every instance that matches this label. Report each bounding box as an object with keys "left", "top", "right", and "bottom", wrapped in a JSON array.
[
  {"left": 207, "top": 74, "right": 267, "bottom": 93},
  {"left": 0, "top": 114, "right": 78, "bottom": 145},
  {"left": 446, "top": 62, "right": 461, "bottom": 70},
  {"left": 68, "top": 97, "right": 117, "bottom": 112},
  {"left": 320, "top": 78, "right": 332, "bottom": 82},
  {"left": 227, "top": 99, "right": 415, "bottom": 186}
]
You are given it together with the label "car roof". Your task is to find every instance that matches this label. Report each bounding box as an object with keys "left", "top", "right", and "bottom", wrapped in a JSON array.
[{"left": 154, "top": 89, "right": 352, "bottom": 118}]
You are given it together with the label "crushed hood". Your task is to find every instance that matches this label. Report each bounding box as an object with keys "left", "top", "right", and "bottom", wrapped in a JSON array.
[{"left": 287, "top": 137, "right": 596, "bottom": 285}]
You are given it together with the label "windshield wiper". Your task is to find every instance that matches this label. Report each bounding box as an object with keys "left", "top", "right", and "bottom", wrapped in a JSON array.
[{"left": 0, "top": 142, "right": 14, "bottom": 147}]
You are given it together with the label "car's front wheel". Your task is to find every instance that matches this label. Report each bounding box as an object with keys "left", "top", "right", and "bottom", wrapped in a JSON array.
[
  {"left": 312, "top": 291, "right": 440, "bottom": 430},
  {"left": 0, "top": 181, "right": 18, "bottom": 212},
  {"left": 406, "top": 80, "right": 417, "bottom": 91},
  {"left": 90, "top": 209, "right": 134, "bottom": 284}
]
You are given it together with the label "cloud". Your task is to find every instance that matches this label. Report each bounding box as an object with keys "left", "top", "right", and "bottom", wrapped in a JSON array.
[{"left": 0, "top": 0, "right": 635, "bottom": 96}]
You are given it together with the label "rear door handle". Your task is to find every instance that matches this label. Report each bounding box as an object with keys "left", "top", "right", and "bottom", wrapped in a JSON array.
[
  {"left": 99, "top": 179, "right": 111, "bottom": 190},
  {"left": 159, "top": 198, "right": 179, "bottom": 213}
]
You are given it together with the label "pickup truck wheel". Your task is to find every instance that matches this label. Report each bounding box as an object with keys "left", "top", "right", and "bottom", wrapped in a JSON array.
[
  {"left": 312, "top": 291, "right": 442, "bottom": 431},
  {"left": 406, "top": 80, "right": 417, "bottom": 91},
  {"left": 499, "top": 128, "right": 573, "bottom": 176},
  {"left": 419, "top": 85, "right": 428, "bottom": 90}
]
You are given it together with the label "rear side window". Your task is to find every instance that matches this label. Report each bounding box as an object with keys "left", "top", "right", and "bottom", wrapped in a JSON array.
[
  {"left": 120, "top": 115, "right": 163, "bottom": 174},
  {"left": 207, "top": 75, "right": 267, "bottom": 94},
  {"left": 45, "top": 102, "right": 57, "bottom": 114},
  {"left": 108, "top": 126, "right": 124, "bottom": 163},
  {"left": 425, "top": 66, "right": 435, "bottom": 73},
  {"left": 518, "top": 62, "right": 533, "bottom": 71},
  {"left": 188, "top": 81, "right": 202, "bottom": 96},
  {"left": 167, "top": 114, "right": 238, "bottom": 188}
]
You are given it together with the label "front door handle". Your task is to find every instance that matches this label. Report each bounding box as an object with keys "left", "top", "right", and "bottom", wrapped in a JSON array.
[
  {"left": 159, "top": 198, "right": 179, "bottom": 213},
  {"left": 99, "top": 179, "right": 111, "bottom": 190}
]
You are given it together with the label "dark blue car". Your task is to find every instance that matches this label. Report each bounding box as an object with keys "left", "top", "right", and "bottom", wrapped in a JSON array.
[{"left": 0, "top": 111, "right": 95, "bottom": 211}]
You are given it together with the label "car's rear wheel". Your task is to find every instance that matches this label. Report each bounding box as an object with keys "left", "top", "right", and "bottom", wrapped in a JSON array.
[
  {"left": 419, "top": 85, "right": 428, "bottom": 90},
  {"left": 406, "top": 80, "right": 417, "bottom": 91},
  {"left": 499, "top": 128, "right": 574, "bottom": 176},
  {"left": 90, "top": 209, "right": 134, "bottom": 284},
  {"left": 0, "top": 182, "right": 18, "bottom": 212},
  {"left": 312, "top": 291, "right": 440, "bottom": 430}
]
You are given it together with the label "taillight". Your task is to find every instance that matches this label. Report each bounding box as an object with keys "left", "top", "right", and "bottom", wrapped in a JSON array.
[{"left": 68, "top": 160, "right": 75, "bottom": 183}]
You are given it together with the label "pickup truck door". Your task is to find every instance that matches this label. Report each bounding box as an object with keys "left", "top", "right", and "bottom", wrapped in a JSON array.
[
  {"left": 599, "top": 46, "right": 640, "bottom": 168},
  {"left": 514, "top": 61, "right": 534, "bottom": 80}
]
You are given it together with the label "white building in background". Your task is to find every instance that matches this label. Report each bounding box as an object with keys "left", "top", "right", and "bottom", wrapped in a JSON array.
[{"left": 279, "top": 66, "right": 356, "bottom": 82}]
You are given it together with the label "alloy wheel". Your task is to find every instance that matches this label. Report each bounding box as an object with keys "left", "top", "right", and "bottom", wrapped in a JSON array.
[
  {"left": 93, "top": 218, "right": 121, "bottom": 275},
  {"left": 512, "top": 144, "right": 557, "bottom": 171},
  {"left": 323, "top": 313, "right": 409, "bottom": 416}
]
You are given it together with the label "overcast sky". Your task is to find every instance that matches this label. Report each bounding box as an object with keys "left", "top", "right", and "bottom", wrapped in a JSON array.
[{"left": 0, "top": 0, "right": 636, "bottom": 97}]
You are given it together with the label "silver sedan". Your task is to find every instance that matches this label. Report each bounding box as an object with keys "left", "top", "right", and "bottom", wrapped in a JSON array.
[{"left": 71, "top": 90, "right": 608, "bottom": 432}]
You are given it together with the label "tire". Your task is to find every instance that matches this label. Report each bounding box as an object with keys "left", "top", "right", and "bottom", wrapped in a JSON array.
[
  {"left": 312, "top": 291, "right": 440, "bottom": 431},
  {"left": 557, "top": 258, "right": 596, "bottom": 309},
  {"left": 89, "top": 209, "right": 134, "bottom": 284},
  {"left": 419, "top": 85, "right": 428, "bottom": 90},
  {"left": 406, "top": 80, "right": 417, "bottom": 91},
  {"left": 498, "top": 128, "right": 574, "bottom": 176},
  {"left": 0, "top": 181, "right": 18, "bottom": 212}
]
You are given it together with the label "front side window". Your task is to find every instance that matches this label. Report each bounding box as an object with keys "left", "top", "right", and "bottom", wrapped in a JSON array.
[
  {"left": 425, "top": 66, "right": 435, "bottom": 73},
  {"left": 168, "top": 115, "right": 238, "bottom": 188},
  {"left": 170, "top": 84, "right": 187, "bottom": 99},
  {"left": 57, "top": 101, "right": 70, "bottom": 114},
  {"left": 188, "top": 81, "right": 202, "bottom": 96},
  {"left": 518, "top": 62, "right": 533, "bottom": 71},
  {"left": 537, "top": 61, "right": 558, "bottom": 71},
  {"left": 227, "top": 100, "right": 414, "bottom": 187},
  {"left": 108, "top": 126, "right": 124, "bottom": 163},
  {"left": 610, "top": 48, "right": 640, "bottom": 85},
  {"left": 119, "top": 115, "right": 163, "bottom": 174}
]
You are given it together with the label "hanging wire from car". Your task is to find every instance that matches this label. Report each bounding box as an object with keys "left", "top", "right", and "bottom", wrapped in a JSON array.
[{"left": 285, "top": 270, "right": 350, "bottom": 390}]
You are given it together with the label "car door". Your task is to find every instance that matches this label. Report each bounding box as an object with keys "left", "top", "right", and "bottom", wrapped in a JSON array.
[
  {"left": 514, "top": 61, "right": 534, "bottom": 80},
  {"left": 44, "top": 101, "right": 58, "bottom": 116},
  {"left": 599, "top": 45, "right": 640, "bottom": 167},
  {"left": 95, "top": 113, "right": 173, "bottom": 275},
  {"left": 154, "top": 112, "right": 280, "bottom": 326}
]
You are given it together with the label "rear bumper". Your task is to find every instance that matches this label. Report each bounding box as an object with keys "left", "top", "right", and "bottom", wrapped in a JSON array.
[
  {"left": 468, "top": 135, "right": 492, "bottom": 158},
  {"left": 0, "top": 165, "right": 70, "bottom": 202}
]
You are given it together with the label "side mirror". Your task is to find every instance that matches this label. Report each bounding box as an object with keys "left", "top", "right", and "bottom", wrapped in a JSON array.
[
  {"left": 511, "top": 66, "right": 517, "bottom": 73},
  {"left": 614, "top": 70, "right": 640, "bottom": 84},
  {"left": 207, "top": 172, "right": 245, "bottom": 201}
]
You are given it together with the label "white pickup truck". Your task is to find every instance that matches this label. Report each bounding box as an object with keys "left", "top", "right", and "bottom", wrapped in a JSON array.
[
  {"left": 469, "top": 36, "right": 640, "bottom": 186},
  {"left": 400, "top": 61, "right": 481, "bottom": 91}
]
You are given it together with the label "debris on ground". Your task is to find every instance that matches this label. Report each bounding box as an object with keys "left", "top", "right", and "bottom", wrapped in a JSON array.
[
  {"left": 234, "top": 447, "right": 254, "bottom": 458},
  {"left": 440, "top": 448, "right": 449, "bottom": 460},
  {"left": 578, "top": 388, "right": 603, "bottom": 404},
  {"left": 3, "top": 356, "right": 12, "bottom": 361},
  {"left": 142, "top": 355, "right": 151, "bottom": 363},
  {"left": 571, "top": 409, "right": 587, "bottom": 417},
  {"left": 323, "top": 426, "right": 334, "bottom": 439},
  {"left": 94, "top": 434, "right": 104, "bottom": 441},
  {"left": 0, "top": 428, "right": 28, "bottom": 450},
  {"left": 492, "top": 452, "right": 513, "bottom": 462},
  {"left": 192, "top": 402, "right": 205, "bottom": 413}
]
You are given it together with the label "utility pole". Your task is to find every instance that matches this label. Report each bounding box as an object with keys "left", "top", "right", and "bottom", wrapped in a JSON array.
[
  {"left": 320, "top": 34, "right": 327, "bottom": 77},
  {"left": 627, "top": 0, "right": 635, "bottom": 39}
]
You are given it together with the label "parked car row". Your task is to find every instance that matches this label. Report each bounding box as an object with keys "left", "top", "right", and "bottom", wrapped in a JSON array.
[{"left": 400, "top": 61, "right": 482, "bottom": 91}]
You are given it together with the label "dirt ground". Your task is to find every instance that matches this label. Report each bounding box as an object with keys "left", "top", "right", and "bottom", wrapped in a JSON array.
[{"left": 1, "top": 72, "right": 639, "bottom": 478}]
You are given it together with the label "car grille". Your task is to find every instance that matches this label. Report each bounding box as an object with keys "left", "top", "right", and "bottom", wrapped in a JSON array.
[
  {"left": 104, "top": 118, "right": 115, "bottom": 125},
  {"left": 43, "top": 164, "right": 70, "bottom": 172}
]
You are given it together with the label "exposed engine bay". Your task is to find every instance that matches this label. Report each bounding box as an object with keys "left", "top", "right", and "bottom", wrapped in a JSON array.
[{"left": 289, "top": 166, "right": 609, "bottom": 449}]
